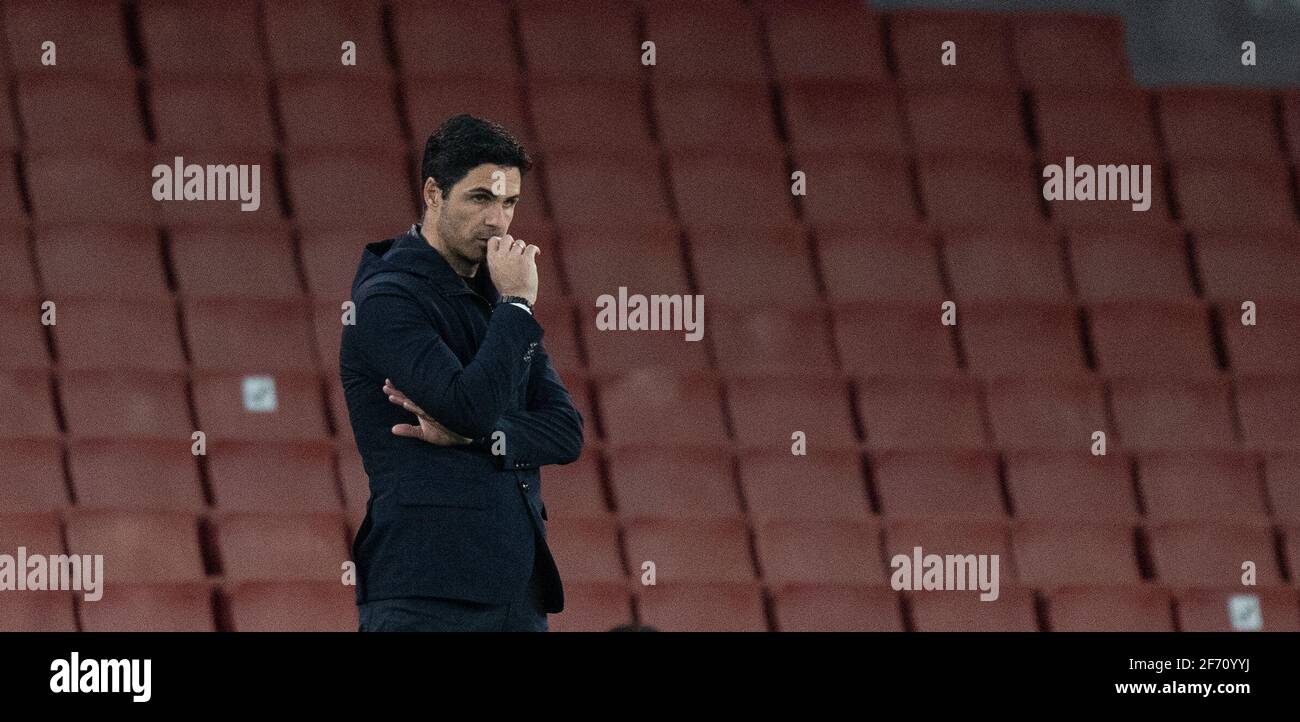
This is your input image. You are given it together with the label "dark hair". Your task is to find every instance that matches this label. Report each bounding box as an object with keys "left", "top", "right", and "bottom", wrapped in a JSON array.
[{"left": 420, "top": 114, "right": 531, "bottom": 201}]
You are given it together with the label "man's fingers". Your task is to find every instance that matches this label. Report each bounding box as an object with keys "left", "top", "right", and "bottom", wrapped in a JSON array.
[
  {"left": 525, "top": 244, "right": 541, "bottom": 261},
  {"left": 487, "top": 236, "right": 501, "bottom": 255},
  {"left": 391, "top": 424, "right": 422, "bottom": 439}
]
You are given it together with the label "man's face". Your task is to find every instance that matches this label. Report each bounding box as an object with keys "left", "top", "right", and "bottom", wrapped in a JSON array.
[{"left": 429, "top": 163, "right": 521, "bottom": 269}]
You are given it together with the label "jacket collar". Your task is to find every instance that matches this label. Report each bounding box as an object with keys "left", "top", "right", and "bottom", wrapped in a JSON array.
[{"left": 385, "top": 224, "right": 499, "bottom": 304}]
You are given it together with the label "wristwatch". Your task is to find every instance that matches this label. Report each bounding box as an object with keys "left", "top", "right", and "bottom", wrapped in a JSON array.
[{"left": 498, "top": 295, "right": 533, "bottom": 314}]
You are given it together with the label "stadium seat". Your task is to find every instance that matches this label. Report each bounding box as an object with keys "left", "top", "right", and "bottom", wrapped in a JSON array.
[
  {"left": 391, "top": 0, "right": 515, "bottom": 79},
  {"left": 783, "top": 83, "right": 908, "bottom": 157},
  {"left": 4, "top": 0, "right": 133, "bottom": 75},
  {"left": 1013, "top": 13, "right": 1132, "bottom": 89},
  {"left": 1013, "top": 521, "right": 1140, "bottom": 585},
  {"left": 138, "top": 0, "right": 264, "bottom": 76},
  {"left": 1157, "top": 88, "right": 1281, "bottom": 162},
  {"left": 214, "top": 513, "right": 350, "bottom": 582},
  {"left": 1033, "top": 89, "right": 1160, "bottom": 158},
  {"left": 725, "top": 374, "right": 857, "bottom": 451},
  {"left": 65, "top": 509, "right": 205, "bottom": 583},
  {"left": 206, "top": 441, "right": 341, "bottom": 513},
  {"left": 985, "top": 376, "right": 1112, "bottom": 451},
  {"left": 889, "top": 10, "right": 1016, "bottom": 89},
  {"left": 80, "top": 583, "right": 215, "bottom": 632},
  {"left": 760, "top": 1, "right": 888, "bottom": 83},
  {"left": 1264, "top": 454, "right": 1300, "bottom": 525},
  {"left": 1172, "top": 161, "right": 1298, "bottom": 232},
  {"left": 607, "top": 447, "right": 741, "bottom": 521},
  {"left": 578, "top": 307, "right": 710, "bottom": 373},
  {"left": 544, "top": 516, "right": 624, "bottom": 583},
  {"left": 0, "top": 512, "right": 63, "bottom": 557},
  {"left": 643, "top": 1, "right": 767, "bottom": 84},
  {"left": 910, "top": 585, "right": 1039, "bottom": 632},
  {"left": 656, "top": 82, "right": 781, "bottom": 156},
  {"left": 623, "top": 518, "right": 755, "bottom": 583},
  {"left": 670, "top": 152, "right": 797, "bottom": 227},
  {"left": 150, "top": 149, "right": 283, "bottom": 227},
  {"left": 1219, "top": 301, "right": 1300, "bottom": 374},
  {"left": 872, "top": 450, "right": 1005, "bottom": 519},
  {"left": 300, "top": 227, "right": 385, "bottom": 301},
  {"left": 918, "top": 155, "right": 1042, "bottom": 227},
  {"left": 960, "top": 302, "right": 1086, "bottom": 376},
  {"left": 773, "top": 584, "right": 903, "bottom": 632},
  {"left": 883, "top": 519, "right": 1015, "bottom": 582},
  {"left": 263, "top": 0, "right": 387, "bottom": 78},
  {"left": 150, "top": 78, "right": 275, "bottom": 151},
  {"left": 0, "top": 369, "right": 58, "bottom": 439},
  {"left": 905, "top": 89, "right": 1031, "bottom": 158},
  {"left": 183, "top": 298, "right": 316, "bottom": 372},
  {"left": 1043, "top": 153, "right": 1172, "bottom": 228},
  {"left": 26, "top": 152, "right": 156, "bottom": 224},
  {"left": 1004, "top": 451, "right": 1138, "bottom": 521},
  {"left": 0, "top": 159, "right": 23, "bottom": 221},
  {"left": 549, "top": 581, "right": 633, "bottom": 632},
  {"left": 1285, "top": 91, "right": 1300, "bottom": 165},
  {"left": 832, "top": 303, "right": 958, "bottom": 376},
  {"left": 1282, "top": 526, "right": 1300, "bottom": 584},
  {"left": 546, "top": 152, "right": 674, "bottom": 227},
  {"left": 0, "top": 439, "right": 67, "bottom": 512},
  {"left": 191, "top": 370, "right": 330, "bottom": 442},
  {"left": 688, "top": 223, "right": 819, "bottom": 308},
  {"left": 795, "top": 153, "right": 919, "bottom": 226},
  {"left": 710, "top": 305, "right": 839, "bottom": 374},
  {"left": 1193, "top": 231, "right": 1300, "bottom": 302},
  {"left": 278, "top": 78, "right": 403, "bottom": 151},
  {"left": 50, "top": 297, "right": 185, "bottom": 372},
  {"left": 636, "top": 582, "right": 768, "bottom": 632},
  {"left": 1067, "top": 226, "right": 1194, "bottom": 301},
  {"left": 1046, "top": 585, "right": 1173, "bottom": 631},
  {"left": 857, "top": 376, "right": 986, "bottom": 450},
  {"left": 1137, "top": 451, "right": 1269, "bottom": 522},
  {"left": 59, "top": 370, "right": 192, "bottom": 439},
  {"left": 17, "top": 76, "right": 146, "bottom": 151},
  {"left": 529, "top": 80, "right": 654, "bottom": 154},
  {"left": 1175, "top": 587, "right": 1300, "bottom": 632},
  {"left": 0, "top": 228, "right": 37, "bottom": 297},
  {"left": 1148, "top": 521, "right": 1280, "bottom": 586},
  {"left": 596, "top": 371, "right": 728, "bottom": 448},
  {"left": 1109, "top": 377, "right": 1236, "bottom": 450},
  {"left": 537, "top": 452, "right": 605, "bottom": 520},
  {"left": 69, "top": 438, "right": 204, "bottom": 511},
  {"left": 226, "top": 581, "right": 357, "bottom": 631},
  {"left": 170, "top": 227, "right": 301, "bottom": 299},
  {"left": 941, "top": 227, "right": 1070, "bottom": 302},
  {"left": 36, "top": 225, "right": 168, "bottom": 299},
  {"left": 819, "top": 224, "right": 943, "bottom": 303},
  {"left": 284, "top": 150, "right": 413, "bottom": 227},
  {"left": 530, "top": 301, "right": 583, "bottom": 377},
  {"left": 560, "top": 222, "right": 689, "bottom": 301},
  {"left": 738, "top": 450, "right": 872, "bottom": 522},
  {"left": 1236, "top": 376, "right": 1300, "bottom": 451},
  {"left": 0, "top": 592, "right": 78, "bottom": 632},
  {"left": 516, "top": 0, "right": 643, "bottom": 81},
  {"left": 1087, "top": 301, "right": 1218, "bottom": 377},
  {"left": 404, "top": 79, "right": 529, "bottom": 142},
  {"left": 0, "top": 301, "right": 48, "bottom": 369}
]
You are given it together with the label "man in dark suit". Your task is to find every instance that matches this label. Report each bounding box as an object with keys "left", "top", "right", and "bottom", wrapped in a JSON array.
[{"left": 341, "top": 115, "right": 583, "bottom": 631}]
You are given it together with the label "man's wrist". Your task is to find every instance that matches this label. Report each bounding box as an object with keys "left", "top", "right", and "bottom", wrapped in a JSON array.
[{"left": 498, "top": 295, "right": 533, "bottom": 314}]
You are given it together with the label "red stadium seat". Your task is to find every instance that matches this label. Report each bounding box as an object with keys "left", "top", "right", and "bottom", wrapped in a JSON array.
[
  {"left": 607, "top": 448, "right": 740, "bottom": 521},
  {"left": 688, "top": 223, "right": 819, "bottom": 308},
  {"left": 403, "top": 78, "right": 529, "bottom": 142},
  {"left": 300, "top": 227, "right": 383, "bottom": 301},
  {"left": 655, "top": 82, "right": 781, "bottom": 156},
  {"left": 1110, "top": 377, "right": 1236, "bottom": 451},
  {"left": 919, "top": 155, "right": 1042, "bottom": 227},
  {"left": 0, "top": 228, "right": 37, "bottom": 296},
  {"left": 1282, "top": 526, "right": 1300, "bottom": 584},
  {"left": 0, "top": 439, "right": 67, "bottom": 512},
  {"left": 69, "top": 438, "right": 203, "bottom": 511},
  {"left": 529, "top": 80, "right": 654, "bottom": 154},
  {"left": 1046, "top": 585, "right": 1173, "bottom": 631},
  {"left": 1157, "top": 88, "right": 1281, "bottom": 163},
  {"left": 170, "top": 227, "right": 301, "bottom": 299},
  {"left": 1013, "top": 521, "right": 1140, "bottom": 585},
  {"left": 59, "top": 370, "right": 192, "bottom": 440},
  {"left": 857, "top": 376, "right": 986, "bottom": 450},
  {"left": 263, "top": 0, "right": 387, "bottom": 78},
  {"left": 1175, "top": 587, "right": 1300, "bottom": 632},
  {"left": 0, "top": 368, "right": 59, "bottom": 439},
  {"left": 284, "top": 150, "right": 413, "bottom": 227},
  {"left": 1004, "top": 451, "right": 1138, "bottom": 521},
  {"left": 26, "top": 152, "right": 156, "bottom": 224},
  {"left": 1236, "top": 376, "right": 1300, "bottom": 451},
  {"left": 544, "top": 516, "right": 624, "bottom": 584},
  {"left": 51, "top": 297, "right": 185, "bottom": 372},
  {"left": 889, "top": 10, "right": 1015, "bottom": 89},
  {"left": 1148, "top": 521, "right": 1280, "bottom": 586},
  {"left": 636, "top": 581, "right": 767, "bottom": 632},
  {"left": 1087, "top": 301, "right": 1218, "bottom": 377},
  {"left": 0, "top": 158, "right": 23, "bottom": 221},
  {"left": 214, "top": 512, "right": 350, "bottom": 582},
  {"left": 138, "top": 0, "right": 263, "bottom": 76},
  {"left": 643, "top": 1, "right": 766, "bottom": 84},
  {"left": 710, "top": 305, "right": 839, "bottom": 374},
  {"left": 872, "top": 450, "right": 1005, "bottom": 519},
  {"left": 150, "top": 78, "right": 276, "bottom": 151},
  {"left": 670, "top": 153, "right": 796, "bottom": 227},
  {"left": 760, "top": 2, "right": 888, "bottom": 85},
  {"left": 4, "top": 0, "right": 133, "bottom": 75},
  {"left": 1219, "top": 301, "right": 1300, "bottom": 374},
  {"left": 184, "top": 298, "right": 317, "bottom": 372},
  {"left": 530, "top": 301, "right": 582, "bottom": 376},
  {"left": 1194, "top": 231, "right": 1300, "bottom": 302},
  {"left": 623, "top": 518, "right": 754, "bottom": 583},
  {"left": 278, "top": 78, "right": 403, "bottom": 150},
  {"left": 578, "top": 306, "right": 710, "bottom": 373},
  {"left": 1013, "top": 13, "right": 1132, "bottom": 89},
  {"left": 79, "top": 583, "right": 215, "bottom": 632},
  {"left": 546, "top": 151, "right": 674, "bottom": 227},
  {"left": 0, "top": 512, "right": 63, "bottom": 557},
  {"left": 65, "top": 509, "right": 205, "bottom": 583},
  {"left": 17, "top": 76, "right": 146, "bottom": 150},
  {"left": 1067, "top": 226, "right": 1194, "bottom": 301},
  {"left": 819, "top": 224, "right": 943, "bottom": 303},
  {"left": 832, "top": 303, "right": 958, "bottom": 376},
  {"left": 1034, "top": 89, "right": 1160, "bottom": 158},
  {"left": 905, "top": 89, "right": 1031, "bottom": 158},
  {"left": 206, "top": 441, "right": 341, "bottom": 513},
  {"left": 985, "top": 376, "right": 1112, "bottom": 451},
  {"left": 883, "top": 518, "right": 1014, "bottom": 582},
  {"left": 725, "top": 374, "right": 857, "bottom": 451},
  {"left": 795, "top": 153, "right": 919, "bottom": 226},
  {"left": 560, "top": 222, "right": 689, "bottom": 300},
  {"left": 391, "top": 1, "right": 515, "bottom": 80},
  {"left": 0, "top": 301, "right": 48, "bottom": 370},
  {"left": 783, "top": 83, "right": 908, "bottom": 157},
  {"left": 596, "top": 371, "right": 728, "bottom": 449},
  {"left": 537, "top": 452, "right": 605, "bottom": 520},
  {"left": 1042, "top": 154, "right": 1171, "bottom": 228},
  {"left": 150, "top": 149, "right": 284, "bottom": 227},
  {"left": 516, "top": 0, "right": 643, "bottom": 82},
  {"left": 1137, "top": 452, "right": 1269, "bottom": 522},
  {"left": 738, "top": 451, "right": 872, "bottom": 522},
  {"left": 191, "top": 370, "right": 330, "bottom": 442},
  {"left": 36, "top": 225, "right": 168, "bottom": 299},
  {"left": 549, "top": 581, "right": 633, "bottom": 632},
  {"left": 1285, "top": 91, "right": 1300, "bottom": 165},
  {"left": 941, "top": 227, "right": 1070, "bottom": 302},
  {"left": 773, "top": 584, "right": 903, "bottom": 632},
  {"left": 1172, "top": 161, "right": 1298, "bottom": 232},
  {"left": 960, "top": 302, "right": 1086, "bottom": 376},
  {"left": 0, "top": 592, "right": 78, "bottom": 632},
  {"left": 910, "top": 585, "right": 1039, "bottom": 632},
  {"left": 1264, "top": 454, "right": 1300, "bottom": 525},
  {"left": 226, "top": 581, "right": 357, "bottom": 631}
]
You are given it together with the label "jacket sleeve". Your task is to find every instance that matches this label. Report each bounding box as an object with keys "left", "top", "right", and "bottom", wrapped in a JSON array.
[
  {"left": 475, "top": 341, "right": 585, "bottom": 470},
  {"left": 353, "top": 285, "right": 542, "bottom": 439}
]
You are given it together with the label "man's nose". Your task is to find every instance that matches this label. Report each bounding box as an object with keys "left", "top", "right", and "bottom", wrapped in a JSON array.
[{"left": 487, "top": 202, "right": 509, "bottom": 228}]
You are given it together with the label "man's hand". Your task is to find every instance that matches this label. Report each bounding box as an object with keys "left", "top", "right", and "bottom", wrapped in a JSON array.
[
  {"left": 383, "top": 379, "right": 473, "bottom": 446},
  {"left": 487, "top": 234, "right": 540, "bottom": 306}
]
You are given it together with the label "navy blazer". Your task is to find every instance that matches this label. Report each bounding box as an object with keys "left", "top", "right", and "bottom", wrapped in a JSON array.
[{"left": 340, "top": 225, "right": 583, "bottom": 612}]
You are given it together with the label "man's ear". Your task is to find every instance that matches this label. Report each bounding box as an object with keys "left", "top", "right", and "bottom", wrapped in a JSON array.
[{"left": 423, "top": 178, "right": 440, "bottom": 212}]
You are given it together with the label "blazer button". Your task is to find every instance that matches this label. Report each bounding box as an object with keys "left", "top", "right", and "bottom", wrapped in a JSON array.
[{"left": 520, "top": 482, "right": 530, "bottom": 490}]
